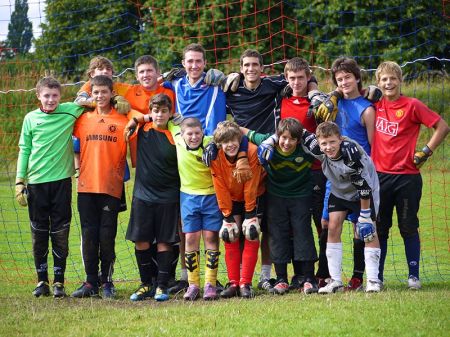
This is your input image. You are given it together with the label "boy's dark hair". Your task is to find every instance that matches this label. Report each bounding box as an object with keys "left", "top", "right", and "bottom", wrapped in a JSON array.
[
  {"left": 134, "top": 55, "right": 159, "bottom": 72},
  {"left": 284, "top": 57, "right": 311, "bottom": 77},
  {"left": 240, "top": 49, "right": 263, "bottom": 67},
  {"left": 180, "top": 117, "right": 202, "bottom": 133},
  {"left": 36, "top": 77, "right": 61, "bottom": 93},
  {"left": 183, "top": 43, "right": 206, "bottom": 60},
  {"left": 331, "top": 57, "right": 362, "bottom": 91},
  {"left": 87, "top": 56, "right": 113, "bottom": 78},
  {"left": 213, "top": 120, "right": 242, "bottom": 145},
  {"left": 276, "top": 117, "right": 303, "bottom": 140},
  {"left": 316, "top": 121, "right": 341, "bottom": 139},
  {"left": 150, "top": 93, "right": 172, "bottom": 112},
  {"left": 91, "top": 75, "right": 114, "bottom": 92}
]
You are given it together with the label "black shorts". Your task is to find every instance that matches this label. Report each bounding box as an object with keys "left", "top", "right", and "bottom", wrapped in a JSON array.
[
  {"left": 126, "top": 197, "right": 179, "bottom": 244},
  {"left": 77, "top": 193, "right": 121, "bottom": 229},
  {"left": 311, "top": 170, "right": 326, "bottom": 229},
  {"left": 328, "top": 193, "right": 376, "bottom": 220},
  {"left": 27, "top": 177, "right": 72, "bottom": 232},
  {"left": 377, "top": 173, "right": 422, "bottom": 238}
]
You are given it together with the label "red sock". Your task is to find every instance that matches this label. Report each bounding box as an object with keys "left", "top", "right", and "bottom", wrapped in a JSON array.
[
  {"left": 240, "top": 239, "right": 260, "bottom": 286},
  {"left": 224, "top": 241, "right": 241, "bottom": 285}
]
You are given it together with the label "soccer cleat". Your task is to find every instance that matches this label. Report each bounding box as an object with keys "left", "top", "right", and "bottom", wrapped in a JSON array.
[
  {"left": 154, "top": 287, "right": 169, "bottom": 302},
  {"left": 167, "top": 277, "right": 177, "bottom": 289},
  {"left": 220, "top": 283, "right": 239, "bottom": 299},
  {"left": 257, "top": 278, "right": 276, "bottom": 292},
  {"left": 303, "top": 279, "right": 319, "bottom": 294},
  {"left": 317, "top": 277, "right": 331, "bottom": 289},
  {"left": 239, "top": 284, "right": 255, "bottom": 299},
  {"left": 289, "top": 274, "right": 305, "bottom": 291},
  {"left": 32, "top": 281, "right": 50, "bottom": 297},
  {"left": 52, "top": 282, "right": 66, "bottom": 298},
  {"left": 203, "top": 283, "right": 218, "bottom": 300},
  {"left": 130, "top": 283, "right": 153, "bottom": 301},
  {"left": 345, "top": 277, "right": 363, "bottom": 292},
  {"left": 168, "top": 280, "right": 189, "bottom": 294},
  {"left": 269, "top": 280, "right": 289, "bottom": 295},
  {"left": 365, "top": 280, "right": 382, "bottom": 293},
  {"left": 102, "top": 282, "right": 115, "bottom": 299},
  {"left": 71, "top": 282, "right": 99, "bottom": 298},
  {"left": 407, "top": 276, "right": 422, "bottom": 290},
  {"left": 216, "top": 280, "right": 225, "bottom": 294},
  {"left": 183, "top": 285, "right": 200, "bottom": 301},
  {"left": 318, "top": 279, "right": 344, "bottom": 294}
]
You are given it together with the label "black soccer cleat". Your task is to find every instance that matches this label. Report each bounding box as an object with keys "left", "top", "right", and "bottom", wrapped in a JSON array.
[{"left": 32, "top": 281, "right": 50, "bottom": 297}]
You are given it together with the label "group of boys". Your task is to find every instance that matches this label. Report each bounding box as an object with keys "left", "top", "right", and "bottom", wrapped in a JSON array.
[{"left": 15, "top": 43, "right": 449, "bottom": 300}]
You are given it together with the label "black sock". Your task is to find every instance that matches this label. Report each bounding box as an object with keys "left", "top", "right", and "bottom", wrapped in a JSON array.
[
  {"left": 274, "top": 263, "right": 288, "bottom": 283},
  {"left": 157, "top": 250, "right": 173, "bottom": 289},
  {"left": 300, "top": 260, "right": 315, "bottom": 280},
  {"left": 292, "top": 260, "right": 303, "bottom": 277},
  {"left": 353, "top": 238, "right": 365, "bottom": 280},
  {"left": 170, "top": 244, "right": 180, "bottom": 279},
  {"left": 135, "top": 248, "right": 153, "bottom": 285}
]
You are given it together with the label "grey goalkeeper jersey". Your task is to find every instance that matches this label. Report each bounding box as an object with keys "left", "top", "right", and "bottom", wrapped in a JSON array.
[{"left": 302, "top": 134, "right": 380, "bottom": 214}]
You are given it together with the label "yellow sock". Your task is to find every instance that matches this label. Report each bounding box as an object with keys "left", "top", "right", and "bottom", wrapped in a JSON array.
[
  {"left": 185, "top": 251, "right": 200, "bottom": 286},
  {"left": 204, "top": 249, "right": 220, "bottom": 286}
]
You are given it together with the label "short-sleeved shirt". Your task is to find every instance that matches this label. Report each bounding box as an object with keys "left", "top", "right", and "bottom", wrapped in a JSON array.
[
  {"left": 16, "top": 102, "right": 84, "bottom": 183},
  {"left": 248, "top": 131, "right": 314, "bottom": 198},
  {"left": 372, "top": 96, "right": 441, "bottom": 174},
  {"left": 165, "top": 75, "right": 226, "bottom": 136},
  {"left": 172, "top": 126, "right": 215, "bottom": 195},
  {"left": 133, "top": 121, "right": 180, "bottom": 203},
  {"left": 280, "top": 95, "right": 321, "bottom": 170},
  {"left": 73, "top": 108, "right": 128, "bottom": 199},
  {"left": 226, "top": 75, "right": 287, "bottom": 134},
  {"left": 336, "top": 96, "right": 372, "bottom": 155},
  {"left": 210, "top": 143, "right": 265, "bottom": 217}
]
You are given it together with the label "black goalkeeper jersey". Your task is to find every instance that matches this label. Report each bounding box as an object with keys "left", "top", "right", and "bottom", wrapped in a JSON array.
[{"left": 226, "top": 75, "right": 287, "bottom": 134}]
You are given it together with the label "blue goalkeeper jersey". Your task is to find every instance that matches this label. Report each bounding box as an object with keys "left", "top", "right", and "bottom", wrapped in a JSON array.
[{"left": 165, "top": 74, "right": 226, "bottom": 136}]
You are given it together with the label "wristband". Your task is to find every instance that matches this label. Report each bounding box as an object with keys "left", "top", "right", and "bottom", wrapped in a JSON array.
[
  {"left": 132, "top": 117, "right": 139, "bottom": 125},
  {"left": 224, "top": 215, "right": 235, "bottom": 223},
  {"left": 422, "top": 145, "right": 433, "bottom": 156},
  {"left": 15, "top": 182, "right": 25, "bottom": 186},
  {"left": 144, "top": 114, "right": 151, "bottom": 123},
  {"left": 245, "top": 209, "right": 257, "bottom": 219}
]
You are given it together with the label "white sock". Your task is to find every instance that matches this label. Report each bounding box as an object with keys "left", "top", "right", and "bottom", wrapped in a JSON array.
[
  {"left": 326, "top": 242, "right": 343, "bottom": 282},
  {"left": 365, "top": 247, "right": 381, "bottom": 282},
  {"left": 180, "top": 268, "right": 188, "bottom": 281},
  {"left": 260, "top": 264, "right": 272, "bottom": 281}
]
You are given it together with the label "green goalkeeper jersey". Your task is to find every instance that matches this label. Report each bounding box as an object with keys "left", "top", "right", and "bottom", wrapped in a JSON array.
[{"left": 16, "top": 102, "right": 84, "bottom": 184}]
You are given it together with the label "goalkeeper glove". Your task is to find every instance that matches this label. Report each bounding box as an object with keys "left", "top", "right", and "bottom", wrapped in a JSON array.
[
  {"left": 171, "top": 113, "right": 184, "bottom": 126},
  {"left": 204, "top": 69, "right": 226, "bottom": 87},
  {"left": 232, "top": 156, "right": 253, "bottom": 184},
  {"left": 15, "top": 180, "right": 28, "bottom": 207},
  {"left": 242, "top": 212, "right": 260, "bottom": 241},
  {"left": 362, "top": 85, "right": 383, "bottom": 103},
  {"left": 75, "top": 96, "right": 96, "bottom": 109},
  {"left": 111, "top": 95, "right": 131, "bottom": 115},
  {"left": 356, "top": 209, "right": 376, "bottom": 243},
  {"left": 222, "top": 73, "right": 241, "bottom": 93},
  {"left": 315, "top": 90, "right": 342, "bottom": 122},
  {"left": 280, "top": 84, "right": 293, "bottom": 98},
  {"left": 162, "top": 67, "right": 186, "bottom": 81},
  {"left": 413, "top": 145, "right": 433, "bottom": 169},
  {"left": 202, "top": 142, "right": 218, "bottom": 167},
  {"left": 340, "top": 140, "right": 361, "bottom": 164},
  {"left": 219, "top": 216, "right": 239, "bottom": 243},
  {"left": 257, "top": 134, "right": 278, "bottom": 166},
  {"left": 124, "top": 117, "right": 139, "bottom": 142}
]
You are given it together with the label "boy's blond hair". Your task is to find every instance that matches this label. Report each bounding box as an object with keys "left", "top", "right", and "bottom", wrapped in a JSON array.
[
  {"left": 134, "top": 55, "right": 159, "bottom": 73},
  {"left": 180, "top": 117, "right": 202, "bottom": 133},
  {"left": 331, "top": 57, "right": 362, "bottom": 91},
  {"left": 284, "top": 57, "right": 311, "bottom": 77},
  {"left": 213, "top": 121, "right": 242, "bottom": 145},
  {"left": 276, "top": 117, "right": 303, "bottom": 140},
  {"left": 375, "top": 61, "right": 403, "bottom": 83},
  {"left": 91, "top": 75, "right": 114, "bottom": 92},
  {"left": 240, "top": 49, "right": 263, "bottom": 67},
  {"left": 36, "top": 77, "right": 61, "bottom": 93},
  {"left": 86, "top": 56, "right": 113, "bottom": 78},
  {"left": 149, "top": 93, "right": 172, "bottom": 112},
  {"left": 316, "top": 121, "right": 341, "bottom": 139}
]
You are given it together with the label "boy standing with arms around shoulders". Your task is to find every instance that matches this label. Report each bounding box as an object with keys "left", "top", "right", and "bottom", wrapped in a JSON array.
[
  {"left": 373, "top": 61, "right": 449, "bottom": 289},
  {"left": 300, "top": 122, "right": 382, "bottom": 293},
  {"left": 124, "top": 94, "right": 180, "bottom": 302},
  {"left": 71, "top": 75, "right": 130, "bottom": 299},
  {"left": 15, "top": 77, "right": 85, "bottom": 298}
]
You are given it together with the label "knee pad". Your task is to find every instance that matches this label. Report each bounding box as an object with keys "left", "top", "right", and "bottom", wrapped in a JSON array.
[
  {"left": 205, "top": 249, "right": 220, "bottom": 270},
  {"left": 399, "top": 225, "right": 419, "bottom": 239},
  {"left": 50, "top": 224, "right": 70, "bottom": 259},
  {"left": 185, "top": 251, "right": 200, "bottom": 272},
  {"left": 31, "top": 224, "right": 49, "bottom": 258}
]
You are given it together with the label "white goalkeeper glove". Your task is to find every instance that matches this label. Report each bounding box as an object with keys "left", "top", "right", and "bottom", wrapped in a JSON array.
[
  {"left": 162, "top": 67, "right": 186, "bottom": 82},
  {"left": 204, "top": 69, "right": 226, "bottom": 87},
  {"left": 356, "top": 208, "right": 376, "bottom": 243},
  {"left": 242, "top": 212, "right": 260, "bottom": 241},
  {"left": 15, "top": 179, "right": 28, "bottom": 207},
  {"left": 222, "top": 73, "right": 241, "bottom": 93},
  {"left": 219, "top": 216, "right": 239, "bottom": 243}
]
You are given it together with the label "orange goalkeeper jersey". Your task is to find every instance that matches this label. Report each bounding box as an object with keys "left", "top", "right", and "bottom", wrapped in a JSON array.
[
  {"left": 210, "top": 143, "right": 265, "bottom": 217},
  {"left": 73, "top": 107, "right": 129, "bottom": 199}
]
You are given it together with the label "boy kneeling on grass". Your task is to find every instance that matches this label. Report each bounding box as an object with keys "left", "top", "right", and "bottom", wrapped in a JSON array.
[{"left": 301, "top": 121, "right": 383, "bottom": 293}]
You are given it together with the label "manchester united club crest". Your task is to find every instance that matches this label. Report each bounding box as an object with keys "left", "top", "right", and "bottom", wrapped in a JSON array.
[{"left": 395, "top": 109, "right": 404, "bottom": 118}]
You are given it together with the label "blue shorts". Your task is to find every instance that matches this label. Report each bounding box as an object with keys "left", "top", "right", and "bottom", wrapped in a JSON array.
[{"left": 180, "top": 192, "right": 221, "bottom": 233}]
